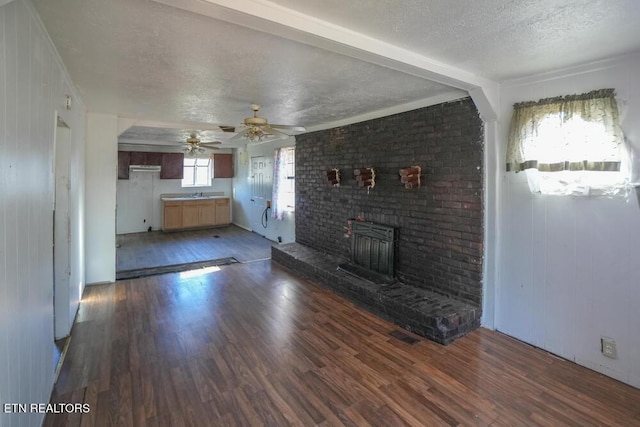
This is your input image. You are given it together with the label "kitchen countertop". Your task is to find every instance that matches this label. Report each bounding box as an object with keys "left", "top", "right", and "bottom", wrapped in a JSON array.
[{"left": 161, "top": 195, "right": 229, "bottom": 201}]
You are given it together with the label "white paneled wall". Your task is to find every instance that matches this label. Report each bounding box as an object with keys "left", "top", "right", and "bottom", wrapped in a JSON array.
[
  {"left": 0, "top": 1, "right": 86, "bottom": 426},
  {"left": 85, "top": 113, "right": 117, "bottom": 284},
  {"left": 495, "top": 55, "right": 640, "bottom": 388}
]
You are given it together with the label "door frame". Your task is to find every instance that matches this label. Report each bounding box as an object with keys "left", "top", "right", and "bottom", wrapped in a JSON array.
[{"left": 53, "top": 115, "right": 72, "bottom": 339}]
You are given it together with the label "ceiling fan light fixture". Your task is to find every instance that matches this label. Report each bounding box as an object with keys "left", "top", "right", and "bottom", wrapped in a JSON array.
[
  {"left": 186, "top": 133, "right": 200, "bottom": 145},
  {"left": 230, "top": 103, "right": 305, "bottom": 144},
  {"left": 183, "top": 144, "right": 206, "bottom": 156},
  {"left": 244, "top": 126, "right": 269, "bottom": 143}
]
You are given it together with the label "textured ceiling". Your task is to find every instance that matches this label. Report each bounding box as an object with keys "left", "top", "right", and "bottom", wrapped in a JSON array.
[
  {"left": 33, "top": 0, "right": 640, "bottom": 146},
  {"left": 268, "top": 0, "right": 640, "bottom": 80}
]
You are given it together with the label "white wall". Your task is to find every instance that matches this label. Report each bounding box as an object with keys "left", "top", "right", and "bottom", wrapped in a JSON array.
[
  {"left": 494, "top": 54, "right": 640, "bottom": 388},
  {"left": 85, "top": 113, "right": 117, "bottom": 284},
  {"left": 0, "top": 1, "right": 86, "bottom": 426},
  {"left": 233, "top": 138, "right": 296, "bottom": 243},
  {"left": 116, "top": 152, "right": 233, "bottom": 234}
]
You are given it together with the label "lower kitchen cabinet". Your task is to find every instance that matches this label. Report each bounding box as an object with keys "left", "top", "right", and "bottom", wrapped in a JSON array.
[
  {"left": 182, "top": 203, "right": 201, "bottom": 228},
  {"left": 198, "top": 200, "right": 217, "bottom": 226},
  {"left": 215, "top": 198, "right": 230, "bottom": 225},
  {"left": 163, "top": 201, "right": 183, "bottom": 230},
  {"left": 162, "top": 198, "right": 230, "bottom": 231}
]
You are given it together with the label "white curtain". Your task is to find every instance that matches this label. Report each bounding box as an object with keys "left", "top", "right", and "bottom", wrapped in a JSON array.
[
  {"left": 272, "top": 147, "right": 290, "bottom": 220},
  {"left": 506, "top": 89, "right": 630, "bottom": 196}
]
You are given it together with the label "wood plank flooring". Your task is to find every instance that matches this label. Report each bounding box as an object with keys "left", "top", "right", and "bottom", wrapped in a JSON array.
[
  {"left": 46, "top": 260, "right": 640, "bottom": 426},
  {"left": 116, "top": 225, "right": 274, "bottom": 272}
]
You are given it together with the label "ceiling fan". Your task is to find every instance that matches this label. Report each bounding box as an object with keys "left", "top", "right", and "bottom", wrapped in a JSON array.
[
  {"left": 229, "top": 104, "right": 306, "bottom": 144},
  {"left": 183, "top": 132, "right": 221, "bottom": 155}
]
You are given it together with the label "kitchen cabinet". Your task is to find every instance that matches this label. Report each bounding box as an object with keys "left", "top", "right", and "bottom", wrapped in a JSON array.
[
  {"left": 214, "top": 153, "right": 234, "bottom": 178},
  {"left": 161, "top": 153, "right": 184, "bottom": 179},
  {"left": 162, "top": 198, "right": 230, "bottom": 231},
  {"left": 130, "top": 151, "right": 146, "bottom": 166},
  {"left": 145, "top": 152, "right": 163, "bottom": 165},
  {"left": 163, "top": 201, "right": 183, "bottom": 230},
  {"left": 215, "top": 198, "right": 230, "bottom": 224},
  {"left": 182, "top": 203, "right": 200, "bottom": 228},
  {"left": 129, "top": 151, "right": 163, "bottom": 166},
  {"left": 118, "top": 151, "right": 131, "bottom": 179},
  {"left": 119, "top": 151, "right": 182, "bottom": 179},
  {"left": 198, "top": 200, "right": 217, "bottom": 225}
]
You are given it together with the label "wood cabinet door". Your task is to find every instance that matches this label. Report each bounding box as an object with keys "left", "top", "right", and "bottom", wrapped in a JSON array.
[
  {"left": 161, "top": 153, "right": 184, "bottom": 179},
  {"left": 214, "top": 153, "right": 234, "bottom": 178},
  {"left": 182, "top": 203, "right": 200, "bottom": 228},
  {"left": 130, "top": 151, "right": 147, "bottom": 165},
  {"left": 163, "top": 202, "right": 183, "bottom": 230},
  {"left": 215, "top": 198, "right": 230, "bottom": 225},
  {"left": 118, "top": 151, "right": 131, "bottom": 179},
  {"left": 145, "top": 152, "right": 163, "bottom": 165},
  {"left": 198, "top": 201, "right": 216, "bottom": 226}
]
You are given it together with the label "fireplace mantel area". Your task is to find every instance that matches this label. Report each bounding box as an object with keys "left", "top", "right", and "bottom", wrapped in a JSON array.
[{"left": 273, "top": 98, "right": 484, "bottom": 345}]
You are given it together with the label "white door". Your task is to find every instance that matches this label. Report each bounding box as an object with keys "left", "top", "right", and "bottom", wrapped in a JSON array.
[{"left": 250, "top": 156, "right": 271, "bottom": 235}]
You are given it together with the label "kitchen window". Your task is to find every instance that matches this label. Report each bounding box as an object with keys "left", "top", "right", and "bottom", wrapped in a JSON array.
[{"left": 182, "top": 157, "right": 211, "bottom": 187}]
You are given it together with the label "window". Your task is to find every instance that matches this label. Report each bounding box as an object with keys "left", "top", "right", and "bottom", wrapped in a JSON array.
[
  {"left": 506, "top": 89, "right": 630, "bottom": 196},
  {"left": 181, "top": 157, "right": 211, "bottom": 187},
  {"left": 272, "top": 147, "right": 295, "bottom": 219}
]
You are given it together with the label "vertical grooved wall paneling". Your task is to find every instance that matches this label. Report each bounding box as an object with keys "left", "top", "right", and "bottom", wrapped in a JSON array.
[{"left": 0, "top": 2, "right": 87, "bottom": 426}]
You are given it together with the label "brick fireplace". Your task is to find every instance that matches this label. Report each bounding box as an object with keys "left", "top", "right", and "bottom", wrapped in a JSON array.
[{"left": 273, "top": 97, "right": 484, "bottom": 344}]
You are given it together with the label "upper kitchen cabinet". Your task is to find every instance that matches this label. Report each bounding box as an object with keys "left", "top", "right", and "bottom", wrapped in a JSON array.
[
  {"left": 145, "top": 152, "right": 163, "bottom": 165},
  {"left": 130, "top": 151, "right": 162, "bottom": 166},
  {"left": 118, "top": 151, "right": 131, "bottom": 179},
  {"left": 118, "top": 151, "right": 184, "bottom": 179},
  {"left": 161, "top": 153, "right": 184, "bottom": 179},
  {"left": 214, "top": 153, "right": 234, "bottom": 178}
]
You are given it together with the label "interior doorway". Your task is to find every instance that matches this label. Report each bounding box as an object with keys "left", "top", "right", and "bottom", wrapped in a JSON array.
[
  {"left": 53, "top": 115, "right": 72, "bottom": 378},
  {"left": 53, "top": 116, "right": 71, "bottom": 340}
]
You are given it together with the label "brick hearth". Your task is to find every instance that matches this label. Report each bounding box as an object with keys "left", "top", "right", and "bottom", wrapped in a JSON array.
[{"left": 272, "top": 243, "right": 481, "bottom": 345}]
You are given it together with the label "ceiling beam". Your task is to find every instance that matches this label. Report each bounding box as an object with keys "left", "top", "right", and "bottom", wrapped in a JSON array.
[
  {"left": 117, "top": 117, "right": 226, "bottom": 136},
  {"left": 151, "top": 0, "right": 498, "bottom": 121}
]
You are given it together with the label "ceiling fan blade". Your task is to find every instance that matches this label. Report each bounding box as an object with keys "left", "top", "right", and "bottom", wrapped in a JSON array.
[
  {"left": 263, "top": 126, "right": 289, "bottom": 138},
  {"left": 200, "top": 145, "right": 219, "bottom": 150},
  {"left": 229, "top": 129, "right": 248, "bottom": 141},
  {"left": 270, "top": 124, "right": 306, "bottom": 132},
  {"left": 200, "top": 141, "right": 222, "bottom": 146}
]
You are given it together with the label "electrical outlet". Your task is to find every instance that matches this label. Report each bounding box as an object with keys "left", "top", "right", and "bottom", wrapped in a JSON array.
[{"left": 601, "top": 337, "right": 617, "bottom": 358}]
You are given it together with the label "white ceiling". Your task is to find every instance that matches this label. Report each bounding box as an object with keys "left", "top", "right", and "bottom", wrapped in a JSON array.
[{"left": 33, "top": 0, "right": 640, "bottom": 147}]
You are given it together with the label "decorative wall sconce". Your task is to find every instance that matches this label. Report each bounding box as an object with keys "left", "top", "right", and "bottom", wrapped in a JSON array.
[
  {"left": 354, "top": 167, "right": 375, "bottom": 192},
  {"left": 399, "top": 165, "right": 421, "bottom": 189},
  {"left": 326, "top": 169, "right": 340, "bottom": 187}
]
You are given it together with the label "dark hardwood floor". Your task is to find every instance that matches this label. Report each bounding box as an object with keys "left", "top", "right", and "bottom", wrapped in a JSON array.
[
  {"left": 46, "top": 260, "right": 640, "bottom": 426},
  {"left": 116, "top": 225, "right": 274, "bottom": 272}
]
